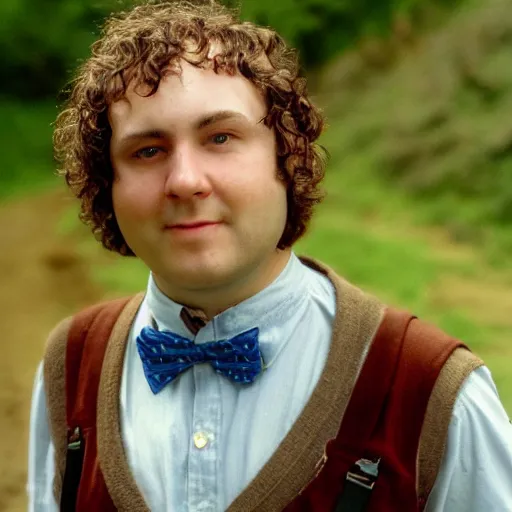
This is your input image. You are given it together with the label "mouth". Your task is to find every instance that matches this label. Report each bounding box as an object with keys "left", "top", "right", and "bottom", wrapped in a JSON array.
[{"left": 166, "top": 221, "right": 221, "bottom": 231}]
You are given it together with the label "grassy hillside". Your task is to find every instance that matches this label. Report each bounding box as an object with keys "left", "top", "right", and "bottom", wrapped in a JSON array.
[{"left": 314, "top": 0, "right": 512, "bottom": 268}]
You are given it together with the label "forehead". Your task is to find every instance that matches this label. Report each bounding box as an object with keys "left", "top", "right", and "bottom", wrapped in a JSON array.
[{"left": 109, "top": 60, "right": 266, "bottom": 136}]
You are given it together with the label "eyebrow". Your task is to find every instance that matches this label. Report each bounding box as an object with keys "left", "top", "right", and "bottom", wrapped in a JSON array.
[
  {"left": 114, "top": 129, "right": 166, "bottom": 151},
  {"left": 195, "top": 110, "right": 251, "bottom": 130},
  {"left": 115, "top": 110, "right": 253, "bottom": 150}
]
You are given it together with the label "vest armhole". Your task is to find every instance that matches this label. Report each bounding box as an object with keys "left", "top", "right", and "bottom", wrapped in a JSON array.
[
  {"left": 42, "top": 316, "right": 73, "bottom": 504},
  {"left": 417, "top": 347, "right": 484, "bottom": 503}
]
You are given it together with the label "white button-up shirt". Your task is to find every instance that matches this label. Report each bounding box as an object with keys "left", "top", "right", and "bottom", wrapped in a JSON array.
[{"left": 28, "top": 253, "right": 512, "bottom": 511}]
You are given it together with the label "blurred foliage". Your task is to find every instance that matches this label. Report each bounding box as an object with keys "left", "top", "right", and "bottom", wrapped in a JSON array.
[
  {"left": 233, "top": 0, "right": 461, "bottom": 68},
  {"left": 0, "top": 0, "right": 112, "bottom": 98},
  {"left": 0, "top": 101, "right": 56, "bottom": 199},
  {"left": 315, "top": 0, "right": 512, "bottom": 265},
  {"left": 0, "top": 0, "right": 460, "bottom": 99},
  {"left": 0, "top": 0, "right": 510, "bottom": 262}
]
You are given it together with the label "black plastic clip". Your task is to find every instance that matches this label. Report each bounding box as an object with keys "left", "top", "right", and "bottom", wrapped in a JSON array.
[
  {"left": 60, "top": 426, "right": 85, "bottom": 512},
  {"left": 334, "top": 457, "right": 381, "bottom": 512}
]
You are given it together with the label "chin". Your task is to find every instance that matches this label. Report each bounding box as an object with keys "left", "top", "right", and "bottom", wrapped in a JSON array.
[{"left": 167, "top": 258, "right": 238, "bottom": 289}]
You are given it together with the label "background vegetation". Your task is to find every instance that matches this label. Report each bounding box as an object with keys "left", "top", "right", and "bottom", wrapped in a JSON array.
[
  {"left": 2, "top": 0, "right": 511, "bottom": 400},
  {"left": 0, "top": 1, "right": 510, "bottom": 509},
  {"left": 2, "top": 0, "right": 511, "bottom": 260},
  {"left": 2, "top": 0, "right": 511, "bottom": 428},
  {"left": 0, "top": 0, "right": 459, "bottom": 99}
]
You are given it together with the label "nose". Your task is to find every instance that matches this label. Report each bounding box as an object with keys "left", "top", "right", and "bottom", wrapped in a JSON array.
[{"left": 163, "top": 143, "right": 212, "bottom": 200}]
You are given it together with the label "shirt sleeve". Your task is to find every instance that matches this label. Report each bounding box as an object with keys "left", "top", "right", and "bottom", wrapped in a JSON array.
[
  {"left": 27, "top": 362, "right": 59, "bottom": 512},
  {"left": 425, "top": 365, "right": 512, "bottom": 512}
]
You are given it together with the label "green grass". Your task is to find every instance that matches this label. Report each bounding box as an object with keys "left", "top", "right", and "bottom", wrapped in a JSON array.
[
  {"left": 291, "top": 158, "right": 512, "bottom": 413},
  {"left": 313, "top": 0, "right": 512, "bottom": 269}
]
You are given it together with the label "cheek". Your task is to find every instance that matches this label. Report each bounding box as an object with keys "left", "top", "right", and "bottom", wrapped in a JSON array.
[
  {"left": 112, "top": 174, "right": 160, "bottom": 223},
  {"left": 230, "top": 171, "right": 287, "bottom": 227},
  {"left": 225, "top": 148, "right": 283, "bottom": 199},
  {"left": 112, "top": 181, "right": 136, "bottom": 224}
]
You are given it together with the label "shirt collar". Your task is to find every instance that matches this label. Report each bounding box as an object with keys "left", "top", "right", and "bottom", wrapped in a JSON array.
[{"left": 145, "top": 252, "right": 311, "bottom": 365}]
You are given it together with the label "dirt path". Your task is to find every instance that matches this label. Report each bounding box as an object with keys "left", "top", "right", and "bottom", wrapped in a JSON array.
[{"left": 0, "top": 190, "right": 103, "bottom": 512}]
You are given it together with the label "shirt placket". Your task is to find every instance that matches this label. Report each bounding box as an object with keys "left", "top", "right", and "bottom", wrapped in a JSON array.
[{"left": 188, "top": 319, "right": 222, "bottom": 511}]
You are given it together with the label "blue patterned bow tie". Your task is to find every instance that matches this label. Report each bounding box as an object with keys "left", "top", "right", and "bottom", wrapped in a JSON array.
[{"left": 136, "top": 326, "right": 262, "bottom": 394}]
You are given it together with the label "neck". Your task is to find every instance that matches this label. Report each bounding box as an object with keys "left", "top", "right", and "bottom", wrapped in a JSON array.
[{"left": 153, "top": 249, "right": 292, "bottom": 320}]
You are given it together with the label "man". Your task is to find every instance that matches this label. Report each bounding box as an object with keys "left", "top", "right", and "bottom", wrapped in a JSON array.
[{"left": 28, "top": 1, "right": 512, "bottom": 511}]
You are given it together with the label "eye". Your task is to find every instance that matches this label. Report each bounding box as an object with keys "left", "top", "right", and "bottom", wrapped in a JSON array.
[
  {"left": 134, "top": 147, "right": 164, "bottom": 159},
  {"left": 211, "top": 133, "right": 230, "bottom": 145}
]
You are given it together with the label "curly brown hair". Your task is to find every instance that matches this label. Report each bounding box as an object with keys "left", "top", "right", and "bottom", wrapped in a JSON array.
[{"left": 54, "top": 0, "right": 328, "bottom": 256}]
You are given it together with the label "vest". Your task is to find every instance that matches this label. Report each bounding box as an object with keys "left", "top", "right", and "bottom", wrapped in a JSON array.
[{"left": 43, "top": 258, "right": 483, "bottom": 511}]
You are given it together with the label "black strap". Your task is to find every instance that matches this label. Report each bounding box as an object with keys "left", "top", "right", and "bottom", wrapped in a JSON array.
[
  {"left": 335, "top": 458, "right": 380, "bottom": 512},
  {"left": 60, "top": 427, "right": 84, "bottom": 512}
]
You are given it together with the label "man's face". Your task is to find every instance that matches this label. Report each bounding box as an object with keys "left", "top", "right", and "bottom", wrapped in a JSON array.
[{"left": 109, "top": 60, "right": 288, "bottom": 299}]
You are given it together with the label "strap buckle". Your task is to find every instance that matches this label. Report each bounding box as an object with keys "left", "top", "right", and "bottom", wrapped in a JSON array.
[
  {"left": 67, "top": 426, "right": 82, "bottom": 451},
  {"left": 346, "top": 457, "right": 380, "bottom": 490},
  {"left": 61, "top": 426, "right": 84, "bottom": 511},
  {"left": 334, "top": 457, "right": 381, "bottom": 512}
]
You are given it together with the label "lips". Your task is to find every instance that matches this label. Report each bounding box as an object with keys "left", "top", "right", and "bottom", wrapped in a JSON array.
[{"left": 167, "top": 221, "right": 220, "bottom": 230}]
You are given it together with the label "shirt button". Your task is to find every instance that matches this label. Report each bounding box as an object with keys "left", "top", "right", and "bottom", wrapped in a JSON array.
[{"left": 193, "top": 431, "right": 209, "bottom": 449}]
